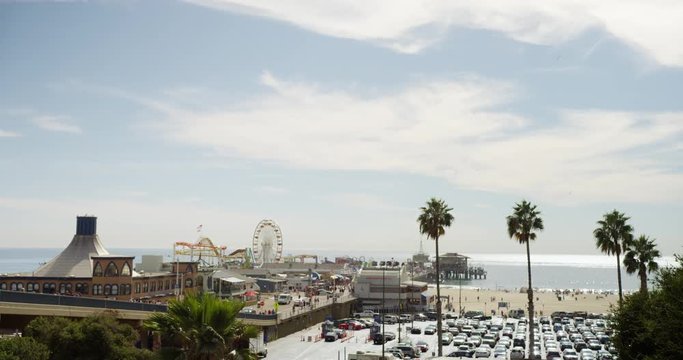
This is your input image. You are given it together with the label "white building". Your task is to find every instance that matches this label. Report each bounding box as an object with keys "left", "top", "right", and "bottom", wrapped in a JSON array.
[{"left": 353, "top": 261, "right": 427, "bottom": 312}]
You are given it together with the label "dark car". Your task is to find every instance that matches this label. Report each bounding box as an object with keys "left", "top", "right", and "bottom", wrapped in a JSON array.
[
  {"left": 449, "top": 345, "right": 475, "bottom": 358},
  {"left": 426, "top": 311, "right": 439, "bottom": 320},
  {"left": 410, "top": 326, "right": 422, "bottom": 334},
  {"left": 372, "top": 333, "right": 388, "bottom": 344}
]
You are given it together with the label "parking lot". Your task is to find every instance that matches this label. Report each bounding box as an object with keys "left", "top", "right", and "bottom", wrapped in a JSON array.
[{"left": 266, "top": 314, "right": 617, "bottom": 359}]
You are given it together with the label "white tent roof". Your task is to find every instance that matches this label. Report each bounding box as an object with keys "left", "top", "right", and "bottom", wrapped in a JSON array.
[{"left": 33, "top": 234, "right": 110, "bottom": 278}]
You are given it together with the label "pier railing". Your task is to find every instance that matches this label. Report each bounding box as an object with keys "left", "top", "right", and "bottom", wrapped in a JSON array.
[{"left": 0, "top": 290, "right": 167, "bottom": 313}]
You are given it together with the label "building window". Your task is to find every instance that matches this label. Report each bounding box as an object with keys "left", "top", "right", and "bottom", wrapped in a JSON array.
[
  {"left": 197, "top": 276, "right": 204, "bottom": 288},
  {"left": 76, "top": 283, "right": 88, "bottom": 294},
  {"left": 104, "top": 284, "right": 111, "bottom": 296},
  {"left": 121, "top": 262, "right": 131, "bottom": 276},
  {"left": 93, "top": 284, "right": 102, "bottom": 295},
  {"left": 122, "top": 284, "right": 130, "bottom": 295},
  {"left": 165, "top": 280, "right": 170, "bottom": 290},
  {"left": 185, "top": 264, "right": 193, "bottom": 273},
  {"left": 111, "top": 284, "right": 119, "bottom": 296},
  {"left": 59, "top": 283, "right": 67, "bottom": 294},
  {"left": 135, "top": 283, "right": 141, "bottom": 294},
  {"left": 43, "top": 283, "right": 50, "bottom": 293},
  {"left": 93, "top": 262, "right": 103, "bottom": 277},
  {"left": 185, "top": 278, "right": 193, "bottom": 288},
  {"left": 10, "top": 283, "right": 17, "bottom": 291},
  {"left": 150, "top": 282, "right": 156, "bottom": 292},
  {"left": 158, "top": 280, "right": 163, "bottom": 290},
  {"left": 104, "top": 262, "right": 119, "bottom": 277},
  {"left": 26, "top": 283, "right": 34, "bottom": 292},
  {"left": 143, "top": 282, "right": 148, "bottom": 292},
  {"left": 0, "top": 283, "right": 6, "bottom": 290}
]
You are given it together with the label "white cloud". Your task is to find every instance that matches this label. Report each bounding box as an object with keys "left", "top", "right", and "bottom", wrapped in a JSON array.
[
  {"left": 325, "top": 193, "right": 410, "bottom": 212},
  {"left": 184, "top": 0, "right": 683, "bottom": 66},
  {"left": 0, "top": 129, "right": 21, "bottom": 137},
  {"left": 150, "top": 73, "right": 683, "bottom": 205},
  {"left": 32, "top": 115, "right": 82, "bottom": 134},
  {"left": 256, "top": 185, "right": 289, "bottom": 194}
]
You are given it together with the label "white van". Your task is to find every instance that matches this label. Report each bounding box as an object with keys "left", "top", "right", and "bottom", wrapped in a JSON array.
[{"left": 277, "top": 293, "right": 292, "bottom": 305}]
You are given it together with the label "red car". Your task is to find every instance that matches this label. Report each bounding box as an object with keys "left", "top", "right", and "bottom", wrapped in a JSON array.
[
  {"left": 416, "top": 340, "right": 429, "bottom": 353},
  {"left": 348, "top": 321, "right": 364, "bottom": 330},
  {"left": 338, "top": 322, "right": 350, "bottom": 330}
]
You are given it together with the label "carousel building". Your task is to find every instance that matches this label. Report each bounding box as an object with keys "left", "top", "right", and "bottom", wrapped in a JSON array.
[{"left": 0, "top": 216, "right": 200, "bottom": 301}]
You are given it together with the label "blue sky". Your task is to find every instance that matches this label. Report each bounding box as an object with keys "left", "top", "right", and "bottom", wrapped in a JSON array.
[{"left": 1, "top": 1, "right": 681, "bottom": 256}]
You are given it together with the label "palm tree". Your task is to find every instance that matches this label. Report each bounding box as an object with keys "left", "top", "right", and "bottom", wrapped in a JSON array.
[
  {"left": 506, "top": 200, "right": 544, "bottom": 359},
  {"left": 417, "top": 197, "right": 454, "bottom": 357},
  {"left": 593, "top": 210, "right": 634, "bottom": 304},
  {"left": 624, "top": 235, "right": 660, "bottom": 294},
  {"left": 144, "top": 292, "right": 259, "bottom": 360}
]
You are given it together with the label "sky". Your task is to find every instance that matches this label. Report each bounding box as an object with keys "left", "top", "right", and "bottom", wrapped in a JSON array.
[{"left": 0, "top": 1, "right": 681, "bottom": 257}]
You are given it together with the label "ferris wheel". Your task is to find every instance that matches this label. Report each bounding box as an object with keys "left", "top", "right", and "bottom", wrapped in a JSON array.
[{"left": 252, "top": 219, "right": 283, "bottom": 267}]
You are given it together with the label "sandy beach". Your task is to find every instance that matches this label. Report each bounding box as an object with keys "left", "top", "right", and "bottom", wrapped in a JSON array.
[{"left": 433, "top": 286, "right": 620, "bottom": 316}]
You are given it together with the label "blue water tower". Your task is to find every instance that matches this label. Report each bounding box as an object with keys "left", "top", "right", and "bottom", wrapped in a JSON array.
[{"left": 76, "top": 216, "right": 97, "bottom": 235}]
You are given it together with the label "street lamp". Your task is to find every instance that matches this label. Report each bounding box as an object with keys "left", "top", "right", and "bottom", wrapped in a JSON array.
[
  {"left": 382, "top": 261, "right": 385, "bottom": 358},
  {"left": 410, "top": 258, "right": 414, "bottom": 330},
  {"left": 396, "top": 259, "right": 401, "bottom": 343},
  {"left": 459, "top": 275, "right": 462, "bottom": 317}
]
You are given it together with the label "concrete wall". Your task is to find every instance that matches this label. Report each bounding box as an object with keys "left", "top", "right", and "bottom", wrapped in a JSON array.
[{"left": 262, "top": 299, "right": 357, "bottom": 342}]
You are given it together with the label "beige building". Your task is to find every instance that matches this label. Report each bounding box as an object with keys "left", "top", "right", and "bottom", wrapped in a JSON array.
[{"left": 0, "top": 216, "right": 200, "bottom": 302}]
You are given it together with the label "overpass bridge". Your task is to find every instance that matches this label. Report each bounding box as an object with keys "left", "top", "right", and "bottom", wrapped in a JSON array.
[{"left": 0, "top": 290, "right": 357, "bottom": 341}]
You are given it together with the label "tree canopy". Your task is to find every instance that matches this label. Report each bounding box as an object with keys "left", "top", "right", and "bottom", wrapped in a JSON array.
[
  {"left": 23, "top": 312, "right": 154, "bottom": 360},
  {"left": 624, "top": 235, "right": 661, "bottom": 294},
  {"left": 144, "top": 292, "right": 258, "bottom": 360},
  {"left": 0, "top": 336, "right": 50, "bottom": 360},
  {"left": 612, "top": 255, "right": 683, "bottom": 360}
]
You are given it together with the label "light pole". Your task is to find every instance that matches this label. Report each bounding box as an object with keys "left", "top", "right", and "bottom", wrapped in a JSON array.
[
  {"left": 382, "top": 262, "right": 385, "bottom": 358},
  {"left": 459, "top": 274, "right": 462, "bottom": 317},
  {"left": 396, "top": 258, "right": 401, "bottom": 343},
  {"left": 410, "top": 258, "right": 414, "bottom": 330}
]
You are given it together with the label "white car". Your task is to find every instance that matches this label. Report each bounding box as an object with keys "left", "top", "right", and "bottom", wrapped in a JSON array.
[{"left": 474, "top": 346, "right": 491, "bottom": 358}]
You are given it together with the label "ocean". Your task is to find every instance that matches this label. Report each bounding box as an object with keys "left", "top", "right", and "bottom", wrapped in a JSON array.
[{"left": 0, "top": 248, "right": 675, "bottom": 292}]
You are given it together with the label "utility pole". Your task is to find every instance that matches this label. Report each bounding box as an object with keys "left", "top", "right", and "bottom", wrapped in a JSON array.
[
  {"left": 410, "top": 258, "right": 414, "bottom": 330},
  {"left": 396, "top": 258, "right": 401, "bottom": 343},
  {"left": 382, "top": 263, "right": 385, "bottom": 358}
]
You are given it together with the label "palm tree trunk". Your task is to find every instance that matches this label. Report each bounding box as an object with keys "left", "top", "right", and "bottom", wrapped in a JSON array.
[
  {"left": 526, "top": 240, "right": 534, "bottom": 360},
  {"left": 639, "top": 267, "right": 648, "bottom": 294},
  {"left": 435, "top": 235, "right": 443, "bottom": 356},
  {"left": 616, "top": 250, "right": 623, "bottom": 304}
]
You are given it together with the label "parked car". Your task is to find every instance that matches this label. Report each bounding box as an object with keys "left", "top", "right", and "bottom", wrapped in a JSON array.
[
  {"left": 546, "top": 349, "right": 562, "bottom": 360},
  {"left": 372, "top": 333, "right": 388, "bottom": 344},
  {"left": 441, "top": 333, "right": 453, "bottom": 345},
  {"left": 415, "top": 340, "right": 429, "bottom": 353},
  {"left": 424, "top": 325, "right": 437, "bottom": 335},
  {"left": 449, "top": 345, "right": 474, "bottom": 358},
  {"left": 399, "top": 314, "right": 412, "bottom": 323},
  {"left": 474, "top": 346, "right": 491, "bottom": 358},
  {"left": 394, "top": 343, "right": 418, "bottom": 358},
  {"left": 509, "top": 346, "right": 525, "bottom": 360},
  {"left": 410, "top": 326, "right": 421, "bottom": 334},
  {"left": 563, "top": 349, "right": 580, "bottom": 360},
  {"left": 414, "top": 313, "right": 428, "bottom": 321},
  {"left": 277, "top": 293, "right": 292, "bottom": 305},
  {"left": 325, "top": 331, "right": 338, "bottom": 342}
]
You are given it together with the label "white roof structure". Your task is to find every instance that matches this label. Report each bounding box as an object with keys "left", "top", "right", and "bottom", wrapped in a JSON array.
[{"left": 33, "top": 233, "right": 110, "bottom": 278}]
